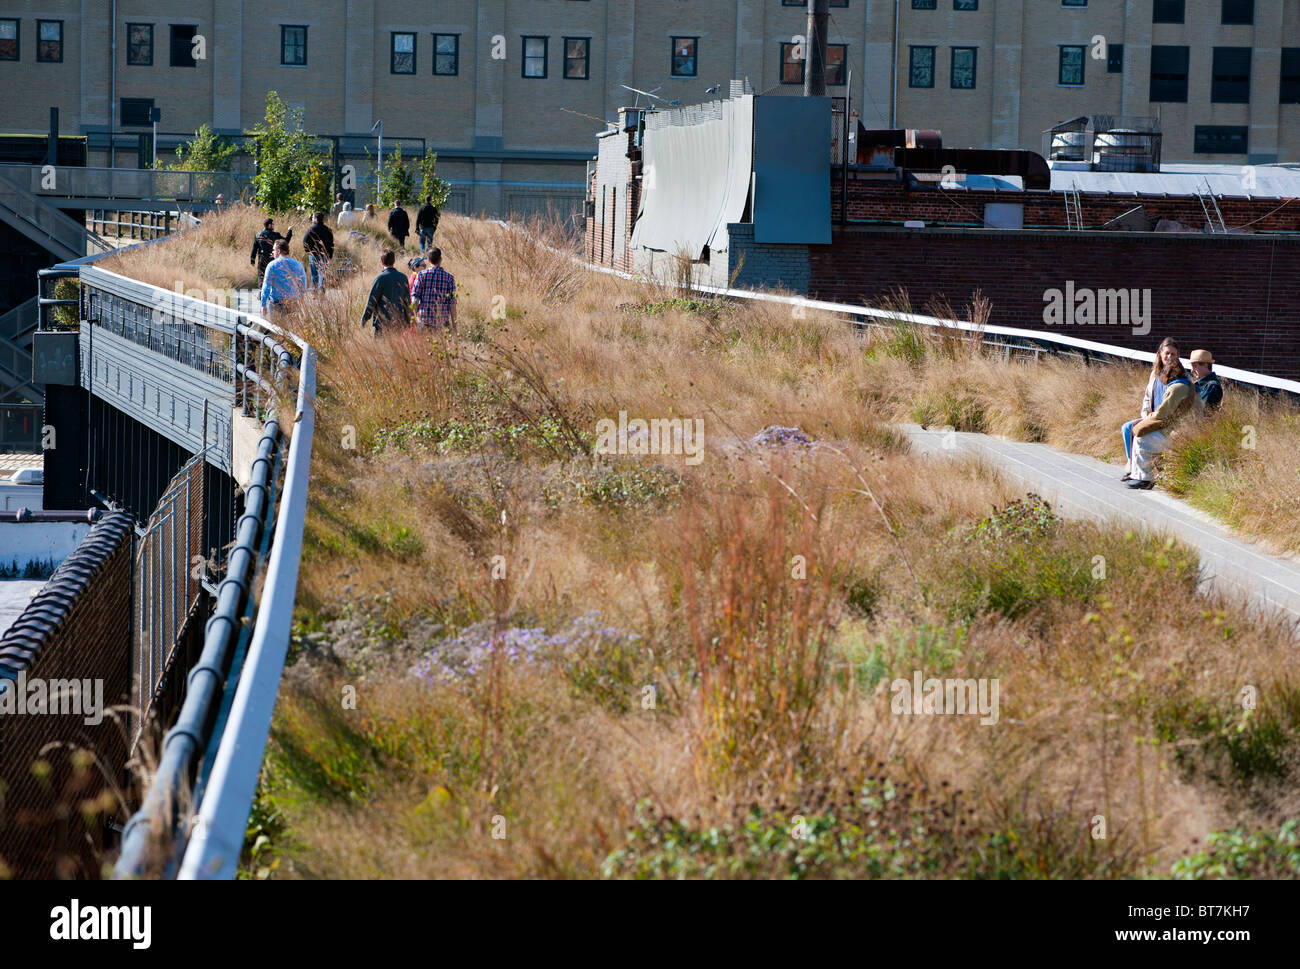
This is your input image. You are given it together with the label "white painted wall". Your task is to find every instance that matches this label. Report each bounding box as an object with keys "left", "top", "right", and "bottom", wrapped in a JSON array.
[
  {"left": 0, "top": 522, "right": 92, "bottom": 571},
  {"left": 0, "top": 483, "right": 44, "bottom": 512}
]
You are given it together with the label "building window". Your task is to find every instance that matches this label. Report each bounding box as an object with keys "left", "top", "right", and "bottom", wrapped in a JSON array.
[
  {"left": 909, "top": 46, "right": 935, "bottom": 87},
  {"left": 37, "top": 20, "right": 63, "bottom": 63},
  {"left": 1062, "top": 0, "right": 1087, "bottom": 7},
  {"left": 523, "top": 36, "right": 547, "bottom": 78},
  {"left": 391, "top": 32, "right": 415, "bottom": 74},
  {"left": 120, "top": 97, "right": 155, "bottom": 127},
  {"left": 1149, "top": 45, "right": 1189, "bottom": 102},
  {"left": 1194, "top": 125, "right": 1247, "bottom": 154},
  {"left": 951, "top": 47, "right": 976, "bottom": 88},
  {"left": 127, "top": 23, "right": 153, "bottom": 66},
  {"left": 781, "top": 1, "right": 850, "bottom": 6},
  {"left": 1221, "top": 0, "right": 1253, "bottom": 25},
  {"left": 433, "top": 34, "right": 459, "bottom": 76},
  {"left": 1059, "top": 45, "right": 1084, "bottom": 85},
  {"left": 781, "top": 42, "right": 848, "bottom": 85},
  {"left": 0, "top": 19, "right": 18, "bottom": 61},
  {"left": 564, "top": 37, "right": 589, "bottom": 79},
  {"left": 1211, "top": 47, "right": 1251, "bottom": 103},
  {"left": 281, "top": 25, "right": 307, "bottom": 66},
  {"left": 1153, "top": 0, "right": 1184, "bottom": 23},
  {"left": 672, "top": 37, "right": 697, "bottom": 77},
  {"left": 912, "top": 0, "right": 936, "bottom": 7},
  {"left": 826, "top": 44, "right": 847, "bottom": 85},
  {"left": 1282, "top": 48, "right": 1300, "bottom": 104},
  {"left": 954, "top": 0, "right": 978, "bottom": 9},
  {"left": 1107, "top": 44, "right": 1123, "bottom": 73},
  {"left": 170, "top": 25, "right": 197, "bottom": 67}
]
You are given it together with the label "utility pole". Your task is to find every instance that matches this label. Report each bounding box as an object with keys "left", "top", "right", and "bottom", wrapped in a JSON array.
[{"left": 804, "top": 0, "right": 829, "bottom": 97}]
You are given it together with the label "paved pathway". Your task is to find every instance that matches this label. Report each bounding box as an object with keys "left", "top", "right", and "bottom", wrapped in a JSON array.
[{"left": 902, "top": 424, "right": 1300, "bottom": 626}]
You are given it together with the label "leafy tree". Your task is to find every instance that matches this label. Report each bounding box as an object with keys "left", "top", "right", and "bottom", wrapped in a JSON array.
[
  {"left": 298, "top": 157, "right": 335, "bottom": 213},
  {"left": 247, "top": 92, "right": 320, "bottom": 213},
  {"left": 373, "top": 143, "right": 418, "bottom": 208},
  {"left": 169, "top": 123, "right": 238, "bottom": 172},
  {"left": 419, "top": 149, "right": 452, "bottom": 208}
]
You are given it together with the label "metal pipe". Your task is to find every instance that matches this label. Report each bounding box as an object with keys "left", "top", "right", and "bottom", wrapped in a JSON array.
[
  {"left": 891, "top": 0, "right": 899, "bottom": 128},
  {"left": 803, "top": 0, "right": 829, "bottom": 97}
]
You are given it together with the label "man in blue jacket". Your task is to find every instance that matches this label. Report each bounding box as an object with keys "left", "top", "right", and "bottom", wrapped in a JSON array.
[{"left": 259, "top": 239, "right": 308, "bottom": 315}]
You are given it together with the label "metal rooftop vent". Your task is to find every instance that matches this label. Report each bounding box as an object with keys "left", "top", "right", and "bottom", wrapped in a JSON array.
[{"left": 1045, "top": 115, "right": 1162, "bottom": 173}]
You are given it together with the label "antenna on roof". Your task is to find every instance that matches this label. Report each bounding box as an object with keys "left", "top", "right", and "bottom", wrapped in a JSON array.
[
  {"left": 620, "top": 84, "right": 664, "bottom": 108},
  {"left": 561, "top": 107, "right": 617, "bottom": 131}
]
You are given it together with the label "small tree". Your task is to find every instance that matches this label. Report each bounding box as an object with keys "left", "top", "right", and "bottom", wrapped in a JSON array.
[
  {"left": 374, "top": 143, "right": 418, "bottom": 208},
  {"left": 298, "top": 156, "right": 335, "bottom": 213},
  {"left": 419, "top": 149, "right": 452, "bottom": 208},
  {"left": 247, "top": 92, "right": 319, "bottom": 212},
  {"left": 170, "top": 124, "right": 238, "bottom": 172}
]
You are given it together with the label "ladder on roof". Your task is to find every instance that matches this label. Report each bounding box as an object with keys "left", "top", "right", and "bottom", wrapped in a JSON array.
[
  {"left": 1064, "top": 185, "right": 1083, "bottom": 229},
  {"left": 1197, "top": 179, "right": 1227, "bottom": 233}
]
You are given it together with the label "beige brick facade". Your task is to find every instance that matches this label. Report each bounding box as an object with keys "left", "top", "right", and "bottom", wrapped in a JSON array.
[{"left": 1, "top": 1, "right": 1298, "bottom": 215}]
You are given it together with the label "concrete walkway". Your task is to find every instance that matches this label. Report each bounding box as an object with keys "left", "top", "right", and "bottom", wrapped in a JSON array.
[{"left": 902, "top": 424, "right": 1300, "bottom": 626}]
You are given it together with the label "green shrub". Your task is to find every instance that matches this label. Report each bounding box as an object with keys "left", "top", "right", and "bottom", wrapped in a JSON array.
[{"left": 1172, "top": 820, "right": 1300, "bottom": 879}]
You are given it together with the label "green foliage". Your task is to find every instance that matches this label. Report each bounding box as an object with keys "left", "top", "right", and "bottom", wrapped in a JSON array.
[
  {"left": 298, "top": 157, "right": 336, "bottom": 214},
  {"left": 169, "top": 123, "right": 238, "bottom": 173},
  {"left": 544, "top": 461, "right": 684, "bottom": 510},
  {"left": 968, "top": 494, "right": 1058, "bottom": 544},
  {"left": 418, "top": 149, "right": 452, "bottom": 208},
  {"left": 248, "top": 92, "right": 322, "bottom": 213},
  {"left": 374, "top": 143, "right": 419, "bottom": 208},
  {"left": 238, "top": 774, "right": 286, "bottom": 879},
  {"left": 870, "top": 319, "right": 928, "bottom": 365},
  {"left": 911, "top": 387, "right": 987, "bottom": 432},
  {"left": 1153, "top": 683, "right": 1300, "bottom": 781},
  {"left": 371, "top": 415, "right": 586, "bottom": 460},
  {"left": 1162, "top": 417, "right": 1248, "bottom": 497},
  {"left": 1172, "top": 820, "right": 1300, "bottom": 879}
]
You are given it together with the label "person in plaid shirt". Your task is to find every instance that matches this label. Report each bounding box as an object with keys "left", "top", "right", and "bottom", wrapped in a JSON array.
[{"left": 410, "top": 248, "right": 457, "bottom": 333}]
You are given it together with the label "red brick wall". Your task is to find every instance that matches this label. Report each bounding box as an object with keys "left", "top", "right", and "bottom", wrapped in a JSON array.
[
  {"left": 831, "top": 175, "right": 1300, "bottom": 233},
  {"left": 0, "top": 513, "right": 134, "bottom": 879},
  {"left": 807, "top": 226, "right": 1300, "bottom": 379}
]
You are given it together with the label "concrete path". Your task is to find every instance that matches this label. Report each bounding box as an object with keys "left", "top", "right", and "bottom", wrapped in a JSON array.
[{"left": 902, "top": 424, "right": 1300, "bottom": 626}]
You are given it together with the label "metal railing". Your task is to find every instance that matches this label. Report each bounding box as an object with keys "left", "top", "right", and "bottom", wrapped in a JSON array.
[
  {"left": 0, "top": 164, "right": 252, "bottom": 205},
  {"left": 0, "top": 167, "right": 113, "bottom": 259},
  {"left": 38, "top": 243, "right": 315, "bottom": 879}
]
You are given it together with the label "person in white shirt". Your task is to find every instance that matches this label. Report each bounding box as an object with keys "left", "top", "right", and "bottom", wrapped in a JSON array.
[{"left": 336, "top": 202, "right": 358, "bottom": 228}]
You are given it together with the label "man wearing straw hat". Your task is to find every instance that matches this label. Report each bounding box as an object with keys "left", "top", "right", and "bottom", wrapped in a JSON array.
[{"left": 1189, "top": 349, "right": 1223, "bottom": 412}]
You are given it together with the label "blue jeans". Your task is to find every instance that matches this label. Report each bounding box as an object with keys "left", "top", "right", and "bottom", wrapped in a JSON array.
[
  {"left": 419, "top": 227, "right": 436, "bottom": 249},
  {"left": 309, "top": 254, "right": 328, "bottom": 289},
  {"left": 1122, "top": 420, "right": 1138, "bottom": 461}
]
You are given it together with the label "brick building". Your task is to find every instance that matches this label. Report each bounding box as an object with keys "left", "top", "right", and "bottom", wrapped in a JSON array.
[{"left": 3, "top": 2, "right": 1300, "bottom": 216}]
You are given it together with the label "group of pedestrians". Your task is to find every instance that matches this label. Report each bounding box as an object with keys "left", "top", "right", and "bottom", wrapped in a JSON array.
[
  {"left": 1119, "top": 337, "right": 1224, "bottom": 490},
  {"left": 252, "top": 194, "right": 454, "bottom": 334}
]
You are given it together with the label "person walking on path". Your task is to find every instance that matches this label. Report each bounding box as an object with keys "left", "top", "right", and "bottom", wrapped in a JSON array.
[
  {"left": 1125, "top": 339, "right": 1194, "bottom": 490},
  {"left": 388, "top": 203, "right": 411, "bottom": 247},
  {"left": 330, "top": 192, "right": 347, "bottom": 218},
  {"left": 361, "top": 250, "right": 412, "bottom": 335},
  {"left": 411, "top": 247, "right": 457, "bottom": 334},
  {"left": 416, "top": 196, "right": 440, "bottom": 250},
  {"left": 250, "top": 217, "right": 293, "bottom": 284},
  {"left": 1190, "top": 349, "right": 1224, "bottom": 412},
  {"left": 302, "top": 211, "right": 335, "bottom": 290},
  {"left": 337, "top": 201, "right": 358, "bottom": 228},
  {"left": 407, "top": 256, "right": 427, "bottom": 299},
  {"left": 259, "top": 238, "right": 308, "bottom": 315}
]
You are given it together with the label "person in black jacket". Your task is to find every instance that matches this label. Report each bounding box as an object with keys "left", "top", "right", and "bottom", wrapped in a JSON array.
[
  {"left": 361, "top": 250, "right": 411, "bottom": 334},
  {"left": 302, "top": 211, "right": 335, "bottom": 290},
  {"left": 387, "top": 204, "right": 411, "bottom": 247},
  {"left": 250, "top": 218, "right": 293, "bottom": 284},
  {"left": 416, "top": 196, "right": 440, "bottom": 250}
]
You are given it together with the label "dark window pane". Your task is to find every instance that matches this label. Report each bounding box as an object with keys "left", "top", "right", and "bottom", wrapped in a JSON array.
[
  {"left": 171, "top": 24, "right": 197, "bottom": 67},
  {"left": 281, "top": 25, "right": 306, "bottom": 66},
  {"left": 826, "top": 44, "right": 847, "bottom": 86},
  {"left": 954, "top": 0, "right": 978, "bottom": 9},
  {"left": 1194, "top": 125, "right": 1247, "bottom": 154},
  {"left": 127, "top": 24, "right": 153, "bottom": 66},
  {"left": 434, "top": 34, "right": 458, "bottom": 75},
  {"left": 1211, "top": 47, "right": 1251, "bottom": 103},
  {"left": 913, "top": 0, "right": 936, "bottom": 8},
  {"left": 1282, "top": 48, "right": 1300, "bottom": 103},
  {"left": 1221, "top": 0, "right": 1253, "bottom": 25},
  {"left": 1150, "top": 45, "right": 1189, "bottom": 101},
  {"left": 781, "top": 43, "right": 804, "bottom": 84},
  {"left": 524, "top": 36, "right": 547, "bottom": 78},
  {"left": 951, "top": 47, "right": 976, "bottom": 88},
  {"left": 672, "top": 37, "right": 697, "bottom": 77},
  {"left": 392, "top": 32, "right": 415, "bottom": 74},
  {"left": 1153, "top": 0, "right": 1184, "bottom": 22},
  {"left": 1107, "top": 43, "right": 1123, "bottom": 73},
  {"left": 121, "top": 97, "right": 155, "bottom": 127}
]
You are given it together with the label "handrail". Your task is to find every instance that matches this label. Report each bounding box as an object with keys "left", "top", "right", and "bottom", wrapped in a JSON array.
[
  {"left": 0, "top": 163, "right": 251, "bottom": 205},
  {"left": 0, "top": 167, "right": 113, "bottom": 256},
  {"left": 48, "top": 242, "right": 316, "bottom": 879}
]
